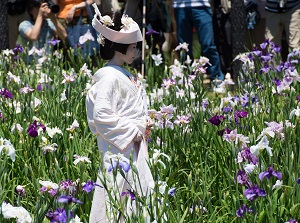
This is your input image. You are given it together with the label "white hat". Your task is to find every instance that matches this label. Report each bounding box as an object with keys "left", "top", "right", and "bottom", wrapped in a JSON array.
[{"left": 91, "top": 3, "right": 143, "bottom": 44}]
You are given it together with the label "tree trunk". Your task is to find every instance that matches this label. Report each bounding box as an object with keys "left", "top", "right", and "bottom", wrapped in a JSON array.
[
  {"left": 0, "top": 0, "right": 9, "bottom": 51},
  {"left": 231, "top": 0, "right": 247, "bottom": 82}
]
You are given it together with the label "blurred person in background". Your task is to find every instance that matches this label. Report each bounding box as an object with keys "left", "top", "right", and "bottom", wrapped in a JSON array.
[
  {"left": 8, "top": 0, "right": 30, "bottom": 49},
  {"left": 172, "top": 0, "right": 225, "bottom": 93},
  {"left": 212, "top": 0, "right": 232, "bottom": 74},
  {"left": 265, "top": 0, "right": 300, "bottom": 59},
  {"left": 19, "top": 0, "right": 67, "bottom": 54},
  {"left": 52, "top": 0, "right": 93, "bottom": 51},
  {"left": 53, "top": 0, "right": 94, "bottom": 38},
  {"left": 248, "top": 0, "right": 266, "bottom": 48}
]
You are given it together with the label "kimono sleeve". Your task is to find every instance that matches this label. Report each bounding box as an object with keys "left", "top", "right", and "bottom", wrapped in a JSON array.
[{"left": 92, "top": 78, "right": 140, "bottom": 151}]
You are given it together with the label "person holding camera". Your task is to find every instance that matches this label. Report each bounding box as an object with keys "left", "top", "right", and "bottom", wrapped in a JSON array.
[{"left": 18, "top": 0, "right": 67, "bottom": 55}]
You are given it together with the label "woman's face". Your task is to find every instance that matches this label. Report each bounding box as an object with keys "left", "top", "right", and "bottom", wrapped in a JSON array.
[{"left": 122, "top": 43, "right": 139, "bottom": 65}]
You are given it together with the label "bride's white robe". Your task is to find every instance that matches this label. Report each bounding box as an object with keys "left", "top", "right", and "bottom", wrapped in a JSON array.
[{"left": 86, "top": 65, "right": 153, "bottom": 223}]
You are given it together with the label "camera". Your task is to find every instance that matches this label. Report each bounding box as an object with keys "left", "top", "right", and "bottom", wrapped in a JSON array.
[{"left": 41, "top": 0, "right": 60, "bottom": 13}]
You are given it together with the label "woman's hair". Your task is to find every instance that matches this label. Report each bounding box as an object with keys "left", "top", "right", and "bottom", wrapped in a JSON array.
[
  {"left": 100, "top": 11, "right": 130, "bottom": 60},
  {"left": 27, "top": 0, "right": 41, "bottom": 21}
]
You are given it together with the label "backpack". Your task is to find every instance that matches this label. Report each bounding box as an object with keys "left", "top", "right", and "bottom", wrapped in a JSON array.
[{"left": 8, "top": 0, "right": 28, "bottom": 16}]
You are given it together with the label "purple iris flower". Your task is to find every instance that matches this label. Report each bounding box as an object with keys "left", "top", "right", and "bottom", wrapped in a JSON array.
[
  {"left": 283, "top": 61, "right": 294, "bottom": 70},
  {"left": 275, "top": 62, "right": 284, "bottom": 72},
  {"left": 248, "top": 53, "right": 254, "bottom": 61},
  {"left": 48, "top": 188, "right": 57, "bottom": 197},
  {"left": 234, "top": 110, "right": 248, "bottom": 123},
  {"left": 0, "top": 88, "right": 13, "bottom": 99},
  {"left": 236, "top": 170, "right": 252, "bottom": 187},
  {"left": 217, "top": 127, "right": 232, "bottom": 136},
  {"left": 48, "top": 39, "right": 61, "bottom": 46},
  {"left": 271, "top": 44, "right": 281, "bottom": 53},
  {"left": 13, "top": 44, "right": 24, "bottom": 54},
  {"left": 259, "top": 166, "right": 282, "bottom": 181},
  {"left": 287, "top": 219, "right": 297, "bottom": 223},
  {"left": 272, "top": 78, "right": 281, "bottom": 86},
  {"left": 297, "top": 178, "right": 300, "bottom": 184},
  {"left": 297, "top": 95, "right": 300, "bottom": 101},
  {"left": 57, "top": 195, "right": 83, "bottom": 204},
  {"left": 119, "top": 159, "right": 130, "bottom": 172},
  {"left": 201, "top": 99, "right": 209, "bottom": 110},
  {"left": 208, "top": 115, "right": 225, "bottom": 126},
  {"left": 27, "top": 120, "right": 46, "bottom": 138},
  {"left": 37, "top": 83, "right": 52, "bottom": 91},
  {"left": 108, "top": 158, "right": 130, "bottom": 173},
  {"left": 60, "top": 179, "right": 73, "bottom": 190},
  {"left": 168, "top": 187, "right": 176, "bottom": 196},
  {"left": 82, "top": 180, "right": 102, "bottom": 193},
  {"left": 121, "top": 189, "right": 135, "bottom": 200},
  {"left": 260, "top": 40, "right": 268, "bottom": 50},
  {"left": 60, "top": 179, "right": 77, "bottom": 195},
  {"left": 260, "top": 54, "right": 272, "bottom": 63},
  {"left": 236, "top": 204, "right": 253, "bottom": 218},
  {"left": 107, "top": 159, "right": 118, "bottom": 172},
  {"left": 40, "top": 186, "right": 47, "bottom": 193},
  {"left": 232, "top": 95, "right": 240, "bottom": 103},
  {"left": 289, "top": 59, "right": 299, "bottom": 65},
  {"left": 223, "top": 106, "right": 232, "bottom": 113},
  {"left": 251, "top": 48, "right": 262, "bottom": 57},
  {"left": 259, "top": 63, "right": 270, "bottom": 74},
  {"left": 37, "top": 83, "right": 42, "bottom": 91},
  {"left": 244, "top": 185, "right": 266, "bottom": 201},
  {"left": 15, "top": 185, "right": 26, "bottom": 197},
  {"left": 146, "top": 29, "right": 160, "bottom": 35},
  {"left": 234, "top": 110, "right": 247, "bottom": 124},
  {"left": 240, "top": 147, "right": 258, "bottom": 165},
  {"left": 46, "top": 207, "right": 71, "bottom": 223}
]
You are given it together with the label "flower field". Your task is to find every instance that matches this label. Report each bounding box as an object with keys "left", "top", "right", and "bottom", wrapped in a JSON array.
[{"left": 0, "top": 39, "right": 300, "bottom": 223}]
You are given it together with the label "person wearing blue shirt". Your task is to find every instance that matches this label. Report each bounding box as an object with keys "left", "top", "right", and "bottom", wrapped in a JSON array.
[{"left": 19, "top": 0, "right": 67, "bottom": 56}]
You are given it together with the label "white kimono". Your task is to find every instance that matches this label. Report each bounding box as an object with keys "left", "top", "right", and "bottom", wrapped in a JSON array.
[{"left": 86, "top": 65, "right": 154, "bottom": 223}]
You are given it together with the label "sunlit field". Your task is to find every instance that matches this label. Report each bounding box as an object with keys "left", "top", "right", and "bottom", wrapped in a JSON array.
[{"left": 0, "top": 38, "right": 300, "bottom": 223}]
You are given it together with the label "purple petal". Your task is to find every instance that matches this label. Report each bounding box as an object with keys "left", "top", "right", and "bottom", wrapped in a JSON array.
[
  {"left": 236, "top": 207, "right": 244, "bottom": 218},
  {"left": 108, "top": 160, "right": 118, "bottom": 172},
  {"left": 119, "top": 160, "right": 130, "bottom": 173},
  {"left": 272, "top": 170, "right": 282, "bottom": 180},
  {"left": 168, "top": 187, "right": 176, "bottom": 196},
  {"left": 57, "top": 195, "right": 72, "bottom": 203},
  {"left": 257, "top": 188, "right": 267, "bottom": 197},
  {"left": 259, "top": 171, "right": 270, "bottom": 181}
]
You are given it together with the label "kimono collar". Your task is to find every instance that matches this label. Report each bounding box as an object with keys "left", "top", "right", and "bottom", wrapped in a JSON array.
[{"left": 92, "top": 65, "right": 138, "bottom": 93}]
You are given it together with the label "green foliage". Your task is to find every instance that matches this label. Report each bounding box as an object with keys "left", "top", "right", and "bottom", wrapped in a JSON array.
[{"left": 0, "top": 41, "right": 299, "bottom": 223}]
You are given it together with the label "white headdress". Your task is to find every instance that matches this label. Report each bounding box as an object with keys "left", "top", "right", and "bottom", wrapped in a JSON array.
[{"left": 92, "top": 3, "right": 143, "bottom": 45}]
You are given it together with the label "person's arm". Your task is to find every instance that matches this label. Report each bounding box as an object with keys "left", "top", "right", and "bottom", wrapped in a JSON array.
[
  {"left": 48, "top": 12, "right": 67, "bottom": 40},
  {"left": 91, "top": 76, "right": 142, "bottom": 151},
  {"left": 24, "top": 3, "right": 48, "bottom": 41},
  {"left": 66, "top": 0, "right": 94, "bottom": 22}
]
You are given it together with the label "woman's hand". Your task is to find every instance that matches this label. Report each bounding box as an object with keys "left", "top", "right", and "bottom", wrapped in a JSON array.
[
  {"left": 66, "top": 5, "right": 77, "bottom": 22},
  {"left": 145, "top": 121, "right": 154, "bottom": 140},
  {"left": 133, "top": 131, "right": 143, "bottom": 142},
  {"left": 38, "top": 2, "right": 51, "bottom": 19}
]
